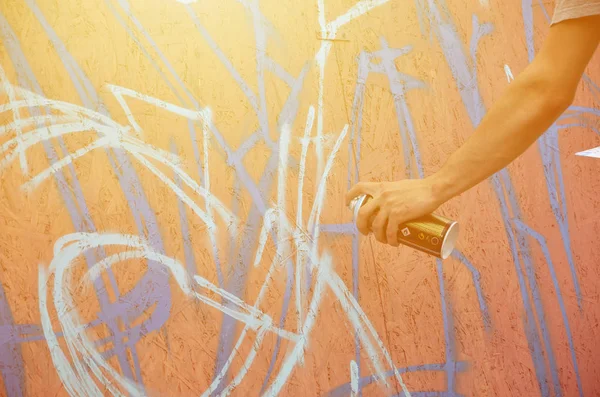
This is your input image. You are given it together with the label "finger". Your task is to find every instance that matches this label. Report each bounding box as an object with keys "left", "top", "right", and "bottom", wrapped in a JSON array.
[
  {"left": 386, "top": 211, "right": 402, "bottom": 247},
  {"left": 346, "top": 182, "right": 376, "bottom": 206},
  {"left": 372, "top": 208, "right": 389, "bottom": 244},
  {"left": 356, "top": 197, "right": 379, "bottom": 235}
]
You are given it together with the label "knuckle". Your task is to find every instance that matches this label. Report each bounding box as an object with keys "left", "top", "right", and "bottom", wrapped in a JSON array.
[
  {"left": 387, "top": 228, "right": 397, "bottom": 241},
  {"left": 391, "top": 207, "right": 403, "bottom": 217}
]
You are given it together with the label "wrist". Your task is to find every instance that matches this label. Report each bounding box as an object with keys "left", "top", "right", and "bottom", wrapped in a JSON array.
[{"left": 426, "top": 169, "right": 457, "bottom": 205}]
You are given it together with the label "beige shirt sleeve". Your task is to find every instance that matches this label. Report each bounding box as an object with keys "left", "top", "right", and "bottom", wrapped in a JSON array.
[{"left": 551, "top": 0, "right": 600, "bottom": 24}]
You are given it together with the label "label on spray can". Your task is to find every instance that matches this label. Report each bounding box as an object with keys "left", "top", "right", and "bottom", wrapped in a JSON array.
[{"left": 349, "top": 194, "right": 459, "bottom": 259}]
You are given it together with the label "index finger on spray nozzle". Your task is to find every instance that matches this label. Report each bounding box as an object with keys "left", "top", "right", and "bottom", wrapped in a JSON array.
[{"left": 349, "top": 194, "right": 371, "bottom": 224}]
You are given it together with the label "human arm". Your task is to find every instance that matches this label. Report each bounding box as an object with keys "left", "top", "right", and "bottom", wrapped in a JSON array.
[
  {"left": 345, "top": 15, "right": 600, "bottom": 247},
  {"left": 428, "top": 15, "right": 600, "bottom": 204}
]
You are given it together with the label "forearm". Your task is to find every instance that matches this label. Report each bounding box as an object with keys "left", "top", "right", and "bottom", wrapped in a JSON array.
[
  {"left": 427, "top": 16, "right": 600, "bottom": 204},
  {"left": 428, "top": 66, "right": 571, "bottom": 203}
]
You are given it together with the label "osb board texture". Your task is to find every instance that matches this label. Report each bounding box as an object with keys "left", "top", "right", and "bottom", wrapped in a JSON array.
[{"left": 0, "top": 0, "right": 599, "bottom": 396}]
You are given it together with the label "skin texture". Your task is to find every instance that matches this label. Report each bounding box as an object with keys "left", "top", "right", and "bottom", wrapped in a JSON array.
[{"left": 346, "top": 15, "right": 600, "bottom": 247}]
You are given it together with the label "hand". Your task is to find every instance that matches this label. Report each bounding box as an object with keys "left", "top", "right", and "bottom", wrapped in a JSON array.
[{"left": 345, "top": 178, "right": 444, "bottom": 246}]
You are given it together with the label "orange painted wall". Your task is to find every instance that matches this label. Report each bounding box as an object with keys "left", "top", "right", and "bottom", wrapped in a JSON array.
[{"left": 1, "top": 0, "right": 599, "bottom": 396}]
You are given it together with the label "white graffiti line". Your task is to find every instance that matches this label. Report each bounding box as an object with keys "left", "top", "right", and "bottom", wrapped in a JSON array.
[
  {"left": 19, "top": 90, "right": 408, "bottom": 397},
  {"left": 195, "top": 276, "right": 294, "bottom": 340},
  {"left": 218, "top": 324, "right": 270, "bottom": 396},
  {"left": 39, "top": 267, "right": 96, "bottom": 397},
  {"left": 0, "top": 121, "right": 104, "bottom": 172},
  {"left": 4, "top": 30, "right": 412, "bottom": 393},
  {"left": 186, "top": 8, "right": 260, "bottom": 115},
  {"left": 82, "top": 239, "right": 295, "bottom": 340},
  {"left": 327, "top": 0, "right": 391, "bottom": 34},
  {"left": 25, "top": 102, "right": 325, "bottom": 396},
  {"left": 350, "top": 360, "right": 359, "bottom": 396},
  {"left": 3, "top": 86, "right": 124, "bottom": 138},
  {"left": 0, "top": 64, "right": 28, "bottom": 174},
  {"left": 105, "top": 84, "right": 202, "bottom": 133},
  {"left": 295, "top": 105, "right": 315, "bottom": 349},
  {"left": 125, "top": 145, "right": 230, "bottom": 231},
  {"left": 0, "top": 119, "right": 157, "bottom": 183},
  {"left": 10, "top": 86, "right": 124, "bottom": 128},
  {"left": 248, "top": 122, "right": 411, "bottom": 396},
  {"left": 200, "top": 227, "right": 285, "bottom": 397},
  {"left": 315, "top": 0, "right": 330, "bottom": 182},
  {"left": 203, "top": 110, "right": 403, "bottom": 395},
  {"left": 254, "top": 124, "right": 347, "bottom": 272},
  {"left": 328, "top": 271, "right": 410, "bottom": 395},
  {"left": 23, "top": 137, "right": 112, "bottom": 191},
  {"left": 1, "top": 83, "right": 238, "bottom": 231},
  {"left": 314, "top": 0, "right": 391, "bottom": 181},
  {"left": 262, "top": 246, "right": 412, "bottom": 396},
  {"left": 211, "top": 124, "right": 345, "bottom": 395},
  {"left": 8, "top": 81, "right": 308, "bottom": 397},
  {"left": 237, "top": 0, "right": 273, "bottom": 149},
  {"left": 200, "top": 108, "right": 224, "bottom": 282},
  {"left": 262, "top": 253, "right": 329, "bottom": 397},
  {"left": 0, "top": 115, "right": 80, "bottom": 137},
  {"left": 264, "top": 56, "right": 295, "bottom": 87},
  {"left": 504, "top": 64, "right": 515, "bottom": 82},
  {"left": 575, "top": 146, "right": 600, "bottom": 158},
  {"left": 172, "top": 0, "right": 387, "bottom": 182},
  {"left": 39, "top": 238, "right": 147, "bottom": 397},
  {"left": 276, "top": 123, "right": 292, "bottom": 268},
  {"left": 200, "top": 186, "right": 324, "bottom": 396},
  {"left": 27, "top": 104, "right": 412, "bottom": 397},
  {"left": 2, "top": 121, "right": 225, "bottom": 230},
  {"left": 16, "top": 120, "right": 179, "bottom": 190},
  {"left": 307, "top": 124, "right": 348, "bottom": 260},
  {"left": 105, "top": 83, "right": 239, "bottom": 169},
  {"left": 40, "top": 232, "right": 300, "bottom": 396}
]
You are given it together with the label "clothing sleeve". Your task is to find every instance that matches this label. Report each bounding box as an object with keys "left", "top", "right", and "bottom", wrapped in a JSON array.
[{"left": 551, "top": 0, "right": 600, "bottom": 24}]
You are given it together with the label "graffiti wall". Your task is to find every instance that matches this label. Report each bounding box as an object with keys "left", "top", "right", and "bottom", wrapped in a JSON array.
[{"left": 1, "top": 0, "right": 599, "bottom": 396}]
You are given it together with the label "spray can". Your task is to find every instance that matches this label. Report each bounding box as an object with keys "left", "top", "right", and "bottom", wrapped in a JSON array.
[{"left": 349, "top": 194, "right": 459, "bottom": 259}]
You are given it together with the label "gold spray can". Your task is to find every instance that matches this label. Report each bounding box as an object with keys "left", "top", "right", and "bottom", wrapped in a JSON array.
[{"left": 349, "top": 194, "right": 459, "bottom": 259}]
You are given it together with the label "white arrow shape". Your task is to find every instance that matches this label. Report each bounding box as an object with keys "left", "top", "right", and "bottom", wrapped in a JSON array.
[{"left": 576, "top": 146, "right": 600, "bottom": 158}]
